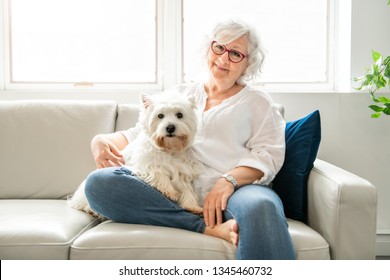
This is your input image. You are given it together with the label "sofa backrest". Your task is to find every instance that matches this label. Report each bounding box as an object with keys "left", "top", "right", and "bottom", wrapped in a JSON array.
[
  {"left": 115, "top": 104, "right": 140, "bottom": 132},
  {"left": 0, "top": 100, "right": 117, "bottom": 199},
  {"left": 0, "top": 99, "right": 284, "bottom": 199}
]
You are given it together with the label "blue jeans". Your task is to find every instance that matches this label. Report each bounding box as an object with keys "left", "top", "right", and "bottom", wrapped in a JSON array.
[{"left": 85, "top": 167, "right": 295, "bottom": 260}]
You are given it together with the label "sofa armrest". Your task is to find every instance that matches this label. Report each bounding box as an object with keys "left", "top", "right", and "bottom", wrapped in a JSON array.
[{"left": 307, "top": 159, "right": 377, "bottom": 259}]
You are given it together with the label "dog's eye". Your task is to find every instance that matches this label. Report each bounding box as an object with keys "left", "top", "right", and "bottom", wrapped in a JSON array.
[
  {"left": 176, "top": 112, "right": 183, "bottom": 119},
  {"left": 158, "top": 114, "right": 164, "bottom": 119}
]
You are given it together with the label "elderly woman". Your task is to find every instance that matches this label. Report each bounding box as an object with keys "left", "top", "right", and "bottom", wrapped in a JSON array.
[{"left": 85, "top": 19, "right": 295, "bottom": 260}]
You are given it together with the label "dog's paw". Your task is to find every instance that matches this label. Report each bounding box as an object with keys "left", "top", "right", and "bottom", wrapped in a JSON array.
[{"left": 85, "top": 207, "right": 107, "bottom": 221}]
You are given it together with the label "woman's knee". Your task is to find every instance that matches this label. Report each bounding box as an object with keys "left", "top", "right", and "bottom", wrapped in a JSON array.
[
  {"left": 85, "top": 167, "right": 149, "bottom": 203},
  {"left": 227, "top": 185, "right": 285, "bottom": 219},
  {"left": 84, "top": 168, "right": 116, "bottom": 199}
]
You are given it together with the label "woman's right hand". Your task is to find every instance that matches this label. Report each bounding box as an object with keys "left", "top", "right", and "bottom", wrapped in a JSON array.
[{"left": 91, "top": 134, "right": 125, "bottom": 168}]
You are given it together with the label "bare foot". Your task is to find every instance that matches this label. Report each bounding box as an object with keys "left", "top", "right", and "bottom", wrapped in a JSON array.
[
  {"left": 230, "top": 220, "right": 239, "bottom": 246},
  {"left": 204, "top": 219, "right": 239, "bottom": 246}
]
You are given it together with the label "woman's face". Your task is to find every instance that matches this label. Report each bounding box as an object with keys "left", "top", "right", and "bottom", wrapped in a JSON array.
[{"left": 207, "top": 35, "right": 249, "bottom": 88}]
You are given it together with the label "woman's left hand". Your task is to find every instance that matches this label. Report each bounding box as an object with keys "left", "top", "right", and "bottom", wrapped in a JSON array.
[{"left": 203, "top": 179, "right": 234, "bottom": 228}]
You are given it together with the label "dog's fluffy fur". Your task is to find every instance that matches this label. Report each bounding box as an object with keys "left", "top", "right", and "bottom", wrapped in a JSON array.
[
  {"left": 67, "top": 179, "right": 104, "bottom": 219},
  {"left": 68, "top": 92, "right": 203, "bottom": 218}
]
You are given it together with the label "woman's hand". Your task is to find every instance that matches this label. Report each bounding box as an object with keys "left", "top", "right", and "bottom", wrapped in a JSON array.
[
  {"left": 203, "top": 167, "right": 264, "bottom": 228},
  {"left": 91, "top": 134, "right": 126, "bottom": 168},
  {"left": 203, "top": 178, "right": 234, "bottom": 228}
]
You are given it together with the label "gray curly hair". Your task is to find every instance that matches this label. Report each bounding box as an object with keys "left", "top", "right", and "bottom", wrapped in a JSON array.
[{"left": 202, "top": 19, "right": 265, "bottom": 85}]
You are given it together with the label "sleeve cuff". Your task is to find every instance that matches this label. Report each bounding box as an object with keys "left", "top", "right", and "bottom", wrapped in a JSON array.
[{"left": 236, "top": 158, "right": 273, "bottom": 185}]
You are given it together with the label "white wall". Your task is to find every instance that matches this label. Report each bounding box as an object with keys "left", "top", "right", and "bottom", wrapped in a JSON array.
[{"left": 271, "top": 0, "right": 390, "bottom": 256}]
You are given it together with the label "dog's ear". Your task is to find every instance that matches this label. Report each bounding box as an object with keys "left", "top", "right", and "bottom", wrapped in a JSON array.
[
  {"left": 141, "top": 94, "right": 153, "bottom": 109},
  {"left": 188, "top": 95, "right": 197, "bottom": 110}
]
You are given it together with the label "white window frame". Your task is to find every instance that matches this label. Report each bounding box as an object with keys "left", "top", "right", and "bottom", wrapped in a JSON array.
[
  {"left": 1, "top": 0, "right": 167, "bottom": 93},
  {"left": 0, "top": 0, "right": 350, "bottom": 97}
]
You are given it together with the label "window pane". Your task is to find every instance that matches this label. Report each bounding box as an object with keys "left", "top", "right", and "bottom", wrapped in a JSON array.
[
  {"left": 183, "top": 0, "right": 328, "bottom": 84},
  {"left": 10, "top": 0, "right": 156, "bottom": 83}
]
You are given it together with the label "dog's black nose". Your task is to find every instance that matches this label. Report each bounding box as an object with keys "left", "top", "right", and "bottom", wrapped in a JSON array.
[{"left": 166, "top": 124, "right": 176, "bottom": 134}]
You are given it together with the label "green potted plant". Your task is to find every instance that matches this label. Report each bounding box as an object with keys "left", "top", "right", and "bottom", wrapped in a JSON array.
[
  {"left": 354, "top": 1, "right": 390, "bottom": 118},
  {"left": 354, "top": 51, "right": 390, "bottom": 118}
]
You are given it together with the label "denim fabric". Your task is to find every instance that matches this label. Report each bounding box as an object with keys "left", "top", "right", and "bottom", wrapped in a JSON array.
[
  {"left": 85, "top": 167, "right": 206, "bottom": 233},
  {"left": 225, "top": 185, "right": 295, "bottom": 259},
  {"left": 85, "top": 167, "right": 295, "bottom": 260}
]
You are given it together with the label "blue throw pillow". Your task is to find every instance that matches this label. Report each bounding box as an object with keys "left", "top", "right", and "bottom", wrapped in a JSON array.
[{"left": 272, "top": 110, "right": 321, "bottom": 222}]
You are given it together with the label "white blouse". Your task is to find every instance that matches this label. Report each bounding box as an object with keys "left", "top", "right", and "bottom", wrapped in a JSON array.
[{"left": 122, "top": 82, "right": 286, "bottom": 200}]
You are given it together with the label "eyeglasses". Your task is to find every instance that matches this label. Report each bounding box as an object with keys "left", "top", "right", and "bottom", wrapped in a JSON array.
[{"left": 210, "top": 41, "right": 248, "bottom": 63}]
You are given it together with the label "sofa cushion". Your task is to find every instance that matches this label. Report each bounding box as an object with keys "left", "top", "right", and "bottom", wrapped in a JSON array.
[
  {"left": 70, "top": 221, "right": 236, "bottom": 260},
  {"left": 287, "top": 219, "right": 330, "bottom": 260},
  {"left": 0, "top": 200, "right": 99, "bottom": 260},
  {"left": 69, "top": 220, "right": 329, "bottom": 260},
  {"left": 0, "top": 100, "right": 117, "bottom": 199},
  {"left": 272, "top": 110, "right": 321, "bottom": 222},
  {"left": 115, "top": 104, "right": 140, "bottom": 132}
]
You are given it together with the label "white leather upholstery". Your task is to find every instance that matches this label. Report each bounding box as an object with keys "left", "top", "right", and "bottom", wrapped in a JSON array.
[
  {"left": 0, "top": 100, "right": 117, "bottom": 199},
  {"left": 288, "top": 219, "right": 330, "bottom": 260},
  {"left": 308, "top": 159, "right": 377, "bottom": 259},
  {"left": 70, "top": 221, "right": 237, "bottom": 260},
  {"left": 0, "top": 200, "right": 99, "bottom": 259},
  {"left": 0, "top": 100, "right": 376, "bottom": 260},
  {"left": 69, "top": 219, "right": 329, "bottom": 260}
]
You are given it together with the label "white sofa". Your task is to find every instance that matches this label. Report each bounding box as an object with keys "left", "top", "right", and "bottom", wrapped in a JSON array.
[{"left": 0, "top": 100, "right": 377, "bottom": 260}]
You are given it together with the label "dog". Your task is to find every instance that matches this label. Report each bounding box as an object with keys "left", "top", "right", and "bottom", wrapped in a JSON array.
[{"left": 68, "top": 92, "right": 203, "bottom": 218}]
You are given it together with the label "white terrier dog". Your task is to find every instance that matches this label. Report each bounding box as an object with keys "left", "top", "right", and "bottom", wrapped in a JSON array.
[
  {"left": 123, "top": 92, "right": 203, "bottom": 213},
  {"left": 68, "top": 92, "right": 203, "bottom": 218}
]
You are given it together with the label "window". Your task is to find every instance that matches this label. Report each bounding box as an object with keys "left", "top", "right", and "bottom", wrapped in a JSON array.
[
  {"left": 0, "top": 0, "right": 343, "bottom": 93},
  {"left": 183, "top": 0, "right": 332, "bottom": 91},
  {"left": 7, "top": 0, "right": 157, "bottom": 88}
]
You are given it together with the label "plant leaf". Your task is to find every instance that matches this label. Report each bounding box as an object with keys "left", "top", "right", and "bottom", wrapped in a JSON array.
[
  {"left": 377, "top": 96, "right": 390, "bottom": 103},
  {"left": 371, "top": 95, "right": 381, "bottom": 103},
  {"left": 384, "top": 56, "right": 390, "bottom": 65},
  {"left": 369, "top": 105, "right": 384, "bottom": 112},
  {"left": 372, "top": 64, "right": 380, "bottom": 75},
  {"left": 371, "top": 112, "right": 381, "bottom": 118},
  {"left": 385, "top": 63, "right": 390, "bottom": 79},
  {"left": 372, "top": 50, "right": 381, "bottom": 62},
  {"left": 365, "top": 74, "right": 375, "bottom": 84},
  {"left": 376, "top": 75, "right": 387, "bottom": 89}
]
